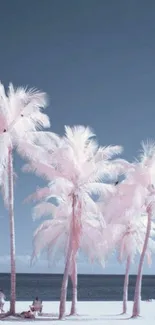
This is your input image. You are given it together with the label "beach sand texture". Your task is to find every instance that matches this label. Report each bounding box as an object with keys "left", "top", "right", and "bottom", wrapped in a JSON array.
[{"left": 1, "top": 301, "right": 155, "bottom": 324}]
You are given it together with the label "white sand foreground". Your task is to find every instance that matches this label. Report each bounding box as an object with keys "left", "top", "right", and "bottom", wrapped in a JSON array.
[{"left": 2, "top": 300, "right": 155, "bottom": 324}]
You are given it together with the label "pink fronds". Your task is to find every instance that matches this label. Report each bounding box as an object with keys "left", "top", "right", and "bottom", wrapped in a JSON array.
[
  {"left": 30, "top": 131, "right": 61, "bottom": 149},
  {"left": 30, "top": 111, "right": 50, "bottom": 130},
  {"left": 33, "top": 219, "right": 66, "bottom": 258},
  {"left": 95, "top": 145, "right": 123, "bottom": 162},
  {"left": 22, "top": 161, "right": 60, "bottom": 180},
  {"left": 111, "top": 159, "right": 133, "bottom": 175},
  {"left": 0, "top": 168, "right": 9, "bottom": 207},
  {"left": 139, "top": 140, "right": 155, "bottom": 164},
  {"left": 0, "top": 81, "right": 50, "bottom": 138},
  {"left": 22, "top": 88, "right": 48, "bottom": 113},
  {"left": 0, "top": 82, "right": 10, "bottom": 121},
  {"left": 16, "top": 140, "right": 46, "bottom": 162},
  {"left": 0, "top": 133, "right": 11, "bottom": 166},
  {"left": 8, "top": 84, "right": 49, "bottom": 121},
  {"left": 81, "top": 221, "right": 107, "bottom": 266},
  {"left": 48, "top": 177, "right": 73, "bottom": 196},
  {"left": 47, "top": 232, "right": 67, "bottom": 265},
  {"left": 84, "top": 182, "right": 115, "bottom": 197},
  {"left": 85, "top": 159, "right": 130, "bottom": 184},
  {"left": 32, "top": 202, "right": 57, "bottom": 220},
  {"left": 24, "top": 187, "right": 51, "bottom": 203},
  {"left": 64, "top": 125, "right": 95, "bottom": 148},
  {"left": 115, "top": 215, "right": 155, "bottom": 265},
  {"left": 81, "top": 193, "right": 100, "bottom": 216},
  {"left": 0, "top": 152, "right": 17, "bottom": 207}
]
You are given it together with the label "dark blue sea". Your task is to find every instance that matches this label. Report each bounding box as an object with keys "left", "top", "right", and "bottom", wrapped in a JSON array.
[{"left": 0, "top": 273, "right": 154, "bottom": 301}]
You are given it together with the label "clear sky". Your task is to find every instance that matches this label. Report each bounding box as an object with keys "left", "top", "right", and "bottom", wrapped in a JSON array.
[{"left": 0, "top": 0, "right": 155, "bottom": 274}]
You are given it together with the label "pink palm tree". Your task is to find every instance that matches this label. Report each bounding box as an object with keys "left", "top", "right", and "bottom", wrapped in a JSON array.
[
  {"left": 102, "top": 141, "right": 155, "bottom": 317},
  {"left": 116, "top": 218, "right": 155, "bottom": 314},
  {"left": 23, "top": 125, "right": 129, "bottom": 319},
  {"left": 0, "top": 82, "right": 50, "bottom": 315},
  {"left": 128, "top": 142, "right": 155, "bottom": 317},
  {"left": 30, "top": 198, "right": 109, "bottom": 315}
]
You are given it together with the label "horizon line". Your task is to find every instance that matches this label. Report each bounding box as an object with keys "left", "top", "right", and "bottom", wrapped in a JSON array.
[{"left": 0, "top": 272, "right": 154, "bottom": 276}]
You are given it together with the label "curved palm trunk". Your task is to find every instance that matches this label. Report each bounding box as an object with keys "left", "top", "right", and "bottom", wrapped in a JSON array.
[
  {"left": 8, "top": 147, "right": 16, "bottom": 315},
  {"left": 59, "top": 195, "right": 76, "bottom": 319},
  {"left": 70, "top": 255, "right": 77, "bottom": 315},
  {"left": 122, "top": 255, "right": 130, "bottom": 314},
  {"left": 59, "top": 243, "right": 72, "bottom": 319},
  {"left": 132, "top": 207, "right": 152, "bottom": 318},
  {"left": 59, "top": 194, "right": 80, "bottom": 319}
]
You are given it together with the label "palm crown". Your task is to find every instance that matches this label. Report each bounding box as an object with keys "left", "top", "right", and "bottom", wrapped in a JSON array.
[
  {"left": 117, "top": 217, "right": 155, "bottom": 263},
  {"left": 0, "top": 82, "right": 50, "bottom": 204},
  {"left": 24, "top": 125, "right": 131, "bottom": 253}
]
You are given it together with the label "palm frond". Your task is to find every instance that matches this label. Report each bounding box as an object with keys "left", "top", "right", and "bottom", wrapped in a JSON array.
[
  {"left": 33, "top": 220, "right": 66, "bottom": 256},
  {"left": 16, "top": 140, "right": 47, "bottom": 162},
  {"left": 65, "top": 125, "right": 95, "bottom": 144},
  {"left": 84, "top": 182, "right": 115, "bottom": 197},
  {"left": 22, "top": 161, "right": 60, "bottom": 180},
  {"left": 24, "top": 187, "right": 51, "bottom": 203},
  {"left": 95, "top": 145, "right": 123, "bottom": 162},
  {"left": 140, "top": 140, "right": 155, "bottom": 162},
  {"left": 48, "top": 177, "right": 73, "bottom": 196},
  {"left": 32, "top": 202, "right": 57, "bottom": 220},
  {"left": 30, "top": 131, "right": 61, "bottom": 149},
  {"left": 0, "top": 82, "right": 10, "bottom": 125}
]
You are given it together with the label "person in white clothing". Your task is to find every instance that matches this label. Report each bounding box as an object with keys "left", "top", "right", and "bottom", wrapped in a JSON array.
[
  {"left": 30, "top": 296, "right": 43, "bottom": 315},
  {"left": 0, "top": 289, "right": 5, "bottom": 313}
]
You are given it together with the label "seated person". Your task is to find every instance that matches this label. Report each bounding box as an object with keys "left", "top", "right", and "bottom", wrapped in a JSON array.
[
  {"left": 0, "top": 289, "right": 5, "bottom": 313},
  {"left": 30, "top": 296, "right": 43, "bottom": 313},
  {"left": 20, "top": 310, "right": 35, "bottom": 319}
]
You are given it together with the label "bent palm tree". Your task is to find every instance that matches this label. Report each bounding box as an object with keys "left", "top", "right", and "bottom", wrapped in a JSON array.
[
  {"left": 0, "top": 82, "right": 50, "bottom": 314},
  {"left": 23, "top": 125, "right": 130, "bottom": 318}
]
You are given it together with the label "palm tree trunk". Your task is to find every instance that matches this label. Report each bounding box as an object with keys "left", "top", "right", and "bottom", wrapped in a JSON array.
[
  {"left": 8, "top": 147, "right": 16, "bottom": 315},
  {"left": 122, "top": 255, "right": 130, "bottom": 314},
  {"left": 59, "top": 243, "right": 72, "bottom": 319},
  {"left": 132, "top": 207, "right": 151, "bottom": 318},
  {"left": 70, "top": 255, "right": 77, "bottom": 315},
  {"left": 59, "top": 195, "right": 76, "bottom": 319}
]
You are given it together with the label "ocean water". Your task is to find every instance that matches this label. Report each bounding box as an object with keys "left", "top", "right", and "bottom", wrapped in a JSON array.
[{"left": 0, "top": 273, "right": 154, "bottom": 301}]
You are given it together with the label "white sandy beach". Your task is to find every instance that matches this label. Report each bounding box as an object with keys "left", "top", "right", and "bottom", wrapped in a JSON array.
[{"left": 2, "top": 301, "right": 155, "bottom": 324}]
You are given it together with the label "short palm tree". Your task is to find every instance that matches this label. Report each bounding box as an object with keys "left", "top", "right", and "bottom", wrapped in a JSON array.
[
  {"left": 0, "top": 82, "right": 50, "bottom": 314},
  {"left": 130, "top": 142, "right": 155, "bottom": 317},
  {"left": 116, "top": 217, "right": 155, "bottom": 314}
]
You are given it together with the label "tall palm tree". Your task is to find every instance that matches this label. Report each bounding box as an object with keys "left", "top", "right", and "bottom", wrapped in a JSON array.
[
  {"left": 0, "top": 82, "right": 50, "bottom": 314},
  {"left": 23, "top": 125, "right": 129, "bottom": 319}
]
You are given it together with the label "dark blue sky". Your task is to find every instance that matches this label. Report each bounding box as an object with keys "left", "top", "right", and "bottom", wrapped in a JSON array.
[{"left": 0, "top": 0, "right": 155, "bottom": 273}]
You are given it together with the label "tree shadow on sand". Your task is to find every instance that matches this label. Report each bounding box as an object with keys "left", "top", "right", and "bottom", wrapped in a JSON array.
[
  {"left": 0, "top": 312, "right": 57, "bottom": 322},
  {"left": 0, "top": 312, "right": 132, "bottom": 322}
]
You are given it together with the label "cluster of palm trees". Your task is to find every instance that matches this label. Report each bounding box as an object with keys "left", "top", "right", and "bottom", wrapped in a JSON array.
[{"left": 0, "top": 82, "right": 155, "bottom": 319}]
